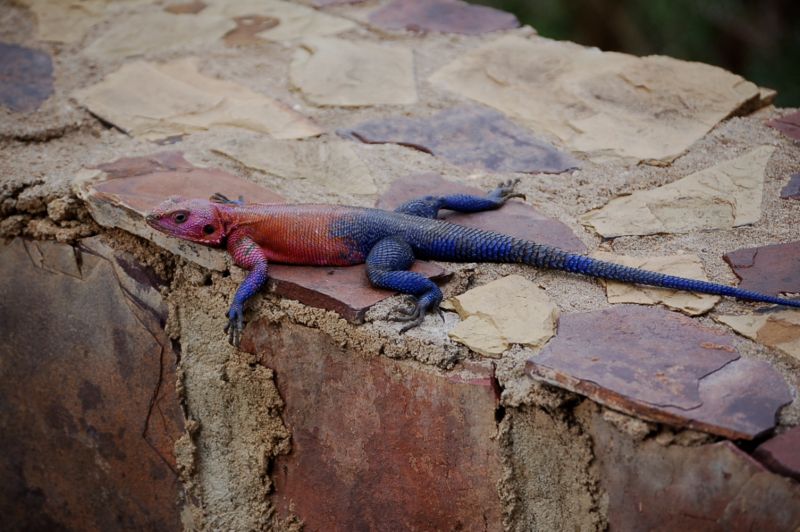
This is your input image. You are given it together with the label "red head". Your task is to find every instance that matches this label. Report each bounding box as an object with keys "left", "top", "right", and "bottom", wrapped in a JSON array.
[{"left": 146, "top": 197, "right": 226, "bottom": 246}]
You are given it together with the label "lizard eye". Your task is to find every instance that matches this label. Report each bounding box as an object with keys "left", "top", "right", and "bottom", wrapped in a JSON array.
[
  {"left": 173, "top": 212, "right": 188, "bottom": 224},
  {"left": 203, "top": 224, "right": 215, "bottom": 235}
]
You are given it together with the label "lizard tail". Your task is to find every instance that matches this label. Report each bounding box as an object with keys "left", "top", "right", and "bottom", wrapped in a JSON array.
[{"left": 515, "top": 241, "right": 800, "bottom": 308}]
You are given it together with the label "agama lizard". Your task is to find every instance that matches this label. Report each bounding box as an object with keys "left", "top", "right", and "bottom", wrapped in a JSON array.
[{"left": 146, "top": 181, "right": 800, "bottom": 346}]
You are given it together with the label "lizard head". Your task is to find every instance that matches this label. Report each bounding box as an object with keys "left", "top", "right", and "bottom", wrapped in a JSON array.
[{"left": 146, "top": 197, "right": 226, "bottom": 246}]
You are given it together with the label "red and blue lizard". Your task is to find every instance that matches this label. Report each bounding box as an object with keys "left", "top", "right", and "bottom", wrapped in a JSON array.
[{"left": 146, "top": 181, "right": 800, "bottom": 346}]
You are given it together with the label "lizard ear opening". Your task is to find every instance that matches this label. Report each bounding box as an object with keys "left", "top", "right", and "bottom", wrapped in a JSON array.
[{"left": 203, "top": 224, "right": 216, "bottom": 235}]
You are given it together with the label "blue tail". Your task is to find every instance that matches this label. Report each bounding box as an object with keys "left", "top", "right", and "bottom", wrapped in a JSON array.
[{"left": 519, "top": 242, "right": 800, "bottom": 308}]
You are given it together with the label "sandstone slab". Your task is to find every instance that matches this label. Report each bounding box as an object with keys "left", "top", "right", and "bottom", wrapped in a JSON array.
[
  {"left": 214, "top": 135, "right": 377, "bottom": 195},
  {"left": 591, "top": 411, "right": 800, "bottom": 530},
  {"left": 339, "top": 106, "right": 579, "bottom": 174},
  {"left": 430, "top": 35, "right": 760, "bottom": 161},
  {"left": 240, "top": 321, "right": 504, "bottom": 530},
  {"left": 291, "top": 37, "right": 417, "bottom": 106},
  {"left": 368, "top": 0, "right": 519, "bottom": 35},
  {"left": 582, "top": 146, "right": 774, "bottom": 238},
  {"left": 0, "top": 238, "right": 184, "bottom": 530},
  {"left": 0, "top": 42, "right": 53, "bottom": 112},
  {"left": 723, "top": 240, "right": 800, "bottom": 297},
  {"left": 781, "top": 173, "right": 800, "bottom": 200},
  {"left": 592, "top": 251, "right": 719, "bottom": 314},
  {"left": 377, "top": 173, "right": 587, "bottom": 253},
  {"left": 716, "top": 310, "right": 800, "bottom": 363},
  {"left": 755, "top": 426, "right": 800, "bottom": 481},
  {"left": 73, "top": 58, "right": 322, "bottom": 141},
  {"left": 527, "top": 305, "right": 791, "bottom": 439},
  {"left": 767, "top": 110, "right": 800, "bottom": 141},
  {"left": 443, "top": 275, "right": 559, "bottom": 357},
  {"left": 18, "top": 0, "right": 122, "bottom": 43}
]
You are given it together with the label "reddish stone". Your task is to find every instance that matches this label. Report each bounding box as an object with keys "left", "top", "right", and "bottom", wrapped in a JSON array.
[
  {"left": 270, "top": 262, "right": 450, "bottom": 323},
  {"left": 240, "top": 320, "right": 504, "bottom": 530},
  {"left": 339, "top": 106, "right": 579, "bottom": 174},
  {"left": 723, "top": 241, "right": 800, "bottom": 297},
  {"left": 369, "top": 0, "right": 519, "bottom": 35},
  {"left": 0, "top": 238, "right": 184, "bottom": 530},
  {"left": 781, "top": 173, "right": 800, "bottom": 200},
  {"left": 755, "top": 426, "right": 800, "bottom": 481},
  {"left": 0, "top": 42, "right": 53, "bottom": 112},
  {"left": 767, "top": 110, "right": 800, "bottom": 141},
  {"left": 590, "top": 410, "right": 800, "bottom": 530},
  {"left": 223, "top": 15, "right": 280, "bottom": 47},
  {"left": 377, "top": 173, "right": 587, "bottom": 253},
  {"left": 527, "top": 305, "right": 791, "bottom": 439}
]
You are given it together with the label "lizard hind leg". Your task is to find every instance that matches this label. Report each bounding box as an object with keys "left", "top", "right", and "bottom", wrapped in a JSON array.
[
  {"left": 394, "top": 178, "right": 525, "bottom": 219},
  {"left": 366, "top": 236, "right": 443, "bottom": 332}
]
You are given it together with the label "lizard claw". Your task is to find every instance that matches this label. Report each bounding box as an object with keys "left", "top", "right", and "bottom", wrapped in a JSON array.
[
  {"left": 224, "top": 305, "right": 245, "bottom": 347},
  {"left": 211, "top": 193, "right": 246, "bottom": 206},
  {"left": 490, "top": 178, "right": 526, "bottom": 203}
]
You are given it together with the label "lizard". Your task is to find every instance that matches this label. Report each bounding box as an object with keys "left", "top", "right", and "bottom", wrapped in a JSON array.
[{"left": 146, "top": 180, "right": 800, "bottom": 346}]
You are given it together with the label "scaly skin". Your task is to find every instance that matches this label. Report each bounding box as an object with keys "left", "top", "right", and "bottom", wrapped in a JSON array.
[{"left": 146, "top": 182, "right": 800, "bottom": 346}]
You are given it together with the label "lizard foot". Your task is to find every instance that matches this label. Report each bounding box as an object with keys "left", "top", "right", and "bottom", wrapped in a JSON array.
[
  {"left": 391, "top": 296, "right": 443, "bottom": 333},
  {"left": 224, "top": 304, "right": 245, "bottom": 347},
  {"left": 489, "top": 178, "right": 525, "bottom": 204}
]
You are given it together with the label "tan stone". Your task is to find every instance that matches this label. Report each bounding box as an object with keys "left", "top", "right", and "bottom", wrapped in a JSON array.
[
  {"left": 214, "top": 135, "right": 377, "bottom": 194},
  {"left": 291, "top": 37, "right": 417, "bottom": 106},
  {"left": 203, "top": 0, "right": 355, "bottom": 41},
  {"left": 593, "top": 251, "right": 719, "bottom": 315},
  {"left": 19, "top": 0, "right": 152, "bottom": 44},
  {"left": 84, "top": 11, "right": 234, "bottom": 59},
  {"left": 717, "top": 310, "right": 800, "bottom": 362},
  {"left": 444, "top": 274, "right": 558, "bottom": 357},
  {"left": 73, "top": 58, "right": 322, "bottom": 141},
  {"left": 430, "top": 35, "right": 759, "bottom": 161},
  {"left": 581, "top": 146, "right": 774, "bottom": 237}
]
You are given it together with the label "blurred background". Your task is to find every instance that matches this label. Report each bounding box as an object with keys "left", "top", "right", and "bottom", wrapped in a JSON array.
[{"left": 470, "top": 0, "right": 800, "bottom": 106}]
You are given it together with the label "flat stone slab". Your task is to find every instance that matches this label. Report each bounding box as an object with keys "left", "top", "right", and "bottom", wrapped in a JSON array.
[
  {"left": 527, "top": 305, "right": 791, "bottom": 439},
  {"left": 339, "top": 106, "right": 579, "bottom": 174},
  {"left": 0, "top": 238, "right": 184, "bottom": 530},
  {"left": 442, "top": 274, "right": 558, "bottom": 357},
  {"left": 582, "top": 146, "right": 774, "bottom": 237},
  {"left": 781, "top": 173, "right": 800, "bottom": 200},
  {"left": 73, "top": 57, "right": 322, "bottom": 141},
  {"left": 430, "top": 35, "right": 760, "bottom": 161},
  {"left": 368, "top": 0, "right": 519, "bottom": 35},
  {"left": 592, "top": 251, "right": 719, "bottom": 315},
  {"left": 591, "top": 411, "right": 800, "bottom": 530},
  {"left": 755, "top": 426, "right": 800, "bottom": 481},
  {"left": 716, "top": 309, "right": 800, "bottom": 363},
  {"left": 723, "top": 240, "right": 800, "bottom": 297},
  {"left": 290, "top": 37, "right": 417, "bottom": 106},
  {"left": 767, "top": 110, "right": 800, "bottom": 141},
  {"left": 240, "top": 320, "right": 504, "bottom": 530},
  {"left": 0, "top": 42, "right": 53, "bottom": 112},
  {"left": 377, "top": 173, "right": 587, "bottom": 253},
  {"left": 76, "top": 152, "right": 447, "bottom": 321}
]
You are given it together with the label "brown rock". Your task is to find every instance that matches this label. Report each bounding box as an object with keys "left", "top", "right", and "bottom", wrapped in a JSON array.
[
  {"left": 369, "top": 0, "right": 519, "bottom": 35},
  {"left": 223, "top": 15, "right": 279, "bottom": 47},
  {"left": 755, "top": 426, "right": 800, "bottom": 481},
  {"left": 339, "top": 106, "right": 579, "bottom": 174},
  {"left": 377, "top": 173, "right": 587, "bottom": 252},
  {"left": 767, "top": 110, "right": 800, "bottom": 140},
  {"left": 0, "top": 42, "right": 53, "bottom": 112},
  {"left": 723, "top": 240, "right": 800, "bottom": 297},
  {"left": 0, "top": 238, "right": 184, "bottom": 530},
  {"left": 164, "top": 0, "right": 207, "bottom": 14},
  {"left": 527, "top": 305, "right": 791, "bottom": 439},
  {"left": 781, "top": 173, "right": 800, "bottom": 200},
  {"left": 240, "top": 320, "right": 504, "bottom": 530},
  {"left": 312, "top": 0, "right": 365, "bottom": 5},
  {"left": 590, "top": 410, "right": 800, "bottom": 530},
  {"left": 269, "top": 262, "right": 450, "bottom": 323}
]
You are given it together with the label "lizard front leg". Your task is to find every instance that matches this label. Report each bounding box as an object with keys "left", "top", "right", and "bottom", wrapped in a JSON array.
[{"left": 226, "top": 233, "right": 268, "bottom": 347}]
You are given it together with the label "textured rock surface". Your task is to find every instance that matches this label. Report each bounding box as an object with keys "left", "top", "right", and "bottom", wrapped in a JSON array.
[
  {"left": 377, "top": 173, "right": 587, "bottom": 253},
  {"left": 340, "top": 106, "right": 579, "bottom": 173},
  {"left": 590, "top": 410, "right": 800, "bottom": 531},
  {"left": 0, "top": 238, "right": 184, "bottom": 530},
  {"left": 755, "top": 426, "right": 800, "bottom": 481},
  {"left": 527, "top": 305, "right": 791, "bottom": 439},
  {"left": 0, "top": 42, "right": 53, "bottom": 112},
  {"left": 241, "top": 320, "right": 504, "bottom": 530},
  {"left": 767, "top": 110, "right": 800, "bottom": 140},
  {"left": 781, "top": 173, "right": 800, "bottom": 199},
  {"left": 368, "top": 0, "right": 519, "bottom": 34},
  {"left": 723, "top": 240, "right": 800, "bottom": 297},
  {"left": 717, "top": 310, "right": 800, "bottom": 362}
]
